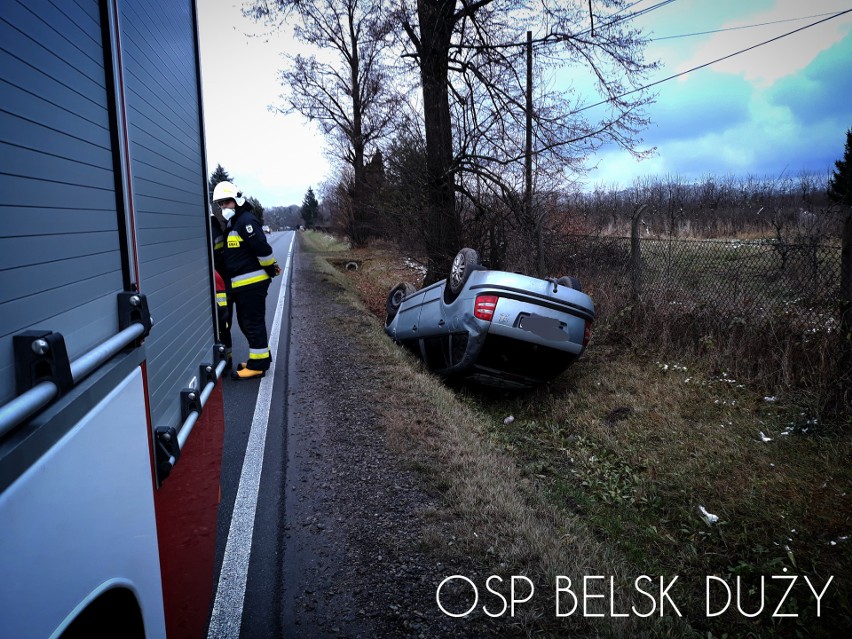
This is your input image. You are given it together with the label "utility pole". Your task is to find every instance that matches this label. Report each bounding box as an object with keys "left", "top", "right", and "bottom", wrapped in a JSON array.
[
  {"left": 524, "top": 30, "right": 532, "bottom": 223},
  {"left": 525, "top": 31, "right": 545, "bottom": 275}
]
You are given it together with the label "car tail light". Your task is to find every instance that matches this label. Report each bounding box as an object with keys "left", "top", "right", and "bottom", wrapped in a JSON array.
[
  {"left": 583, "top": 320, "right": 592, "bottom": 347},
  {"left": 474, "top": 295, "right": 499, "bottom": 321}
]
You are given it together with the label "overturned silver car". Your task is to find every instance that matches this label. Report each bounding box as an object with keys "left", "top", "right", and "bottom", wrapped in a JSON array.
[{"left": 384, "top": 248, "right": 595, "bottom": 388}]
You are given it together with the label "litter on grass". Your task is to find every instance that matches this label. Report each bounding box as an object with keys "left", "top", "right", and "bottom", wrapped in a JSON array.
[{"left": 699, "top": 505, "right": 719, "bottom": 525}]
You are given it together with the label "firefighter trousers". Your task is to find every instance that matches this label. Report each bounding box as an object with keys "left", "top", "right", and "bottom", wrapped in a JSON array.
[{"left": 232, "top": 279, "right": 271, "bottom": 371}]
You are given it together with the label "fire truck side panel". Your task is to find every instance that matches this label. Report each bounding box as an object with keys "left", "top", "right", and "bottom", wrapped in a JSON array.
[
  {"left": 118, "top": 0, "right": 216, "bottom": 431},
  {"left": 0, "top": 0, "right": 125, "bottom": 407},
  {"left": 0, "top": 367, "right": 167, "bottom": 639},
  {"left": 116, "top": 4, "right": 228, "bottom": 638},
  {"left": 1, "top": 1, "right": 225, "bottom": 635},
  {"left": 154, "top": 384, "right": 226, "bottom": 639}
]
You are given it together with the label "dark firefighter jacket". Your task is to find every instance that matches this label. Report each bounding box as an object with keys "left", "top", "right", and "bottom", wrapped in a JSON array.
[{"left": 216, "top": 204, "right": 276, "bottom": 290}]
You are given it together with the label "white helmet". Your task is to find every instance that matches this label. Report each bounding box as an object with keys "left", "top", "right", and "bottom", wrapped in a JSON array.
[{"left": 212, "top": 181, "right": 245, "bottom": 207}]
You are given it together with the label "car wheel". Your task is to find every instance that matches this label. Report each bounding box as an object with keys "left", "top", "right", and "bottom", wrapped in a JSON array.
[
  {"left": 557, "top": 276, "right": 583, "bottom": 292},
  {"left": 386, "top": 282, "right": 415, "bottom": 319},
  {"left": 449, "top": 248, "right": 480, "bottom": 296}
]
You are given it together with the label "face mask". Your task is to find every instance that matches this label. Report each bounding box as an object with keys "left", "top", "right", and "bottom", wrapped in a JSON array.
[{"left": 221, "top": 208, "right": 236, "bottom": 221}]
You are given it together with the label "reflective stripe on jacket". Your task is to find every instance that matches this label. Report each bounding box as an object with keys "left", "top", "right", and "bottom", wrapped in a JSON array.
[
  {"left": 221, "top": 206, "right": 274, "bottom": 289},
  {"left": 231, "top": 269, "right": 270, "bottom": 289}
]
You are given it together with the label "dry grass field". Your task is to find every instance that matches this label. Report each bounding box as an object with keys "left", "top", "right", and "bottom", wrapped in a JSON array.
[{"left": 301, "top": 231, "right": 851, "bottom": 638}]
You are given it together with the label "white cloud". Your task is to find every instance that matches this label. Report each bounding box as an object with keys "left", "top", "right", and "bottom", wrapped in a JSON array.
[
  {"left": 586, "top": 1, "right": 852, "bottom": 189},
  {"left": 674, "top": 0, "right": 852, "bottom": 86}
]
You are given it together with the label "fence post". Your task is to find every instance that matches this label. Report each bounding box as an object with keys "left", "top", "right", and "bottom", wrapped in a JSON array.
[{"left": 631, "top": 204, "right": 646, "bottom": 301}]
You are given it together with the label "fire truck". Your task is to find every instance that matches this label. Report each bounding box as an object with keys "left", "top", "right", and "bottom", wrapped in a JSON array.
[{"left": 1, "top": 1, "right": 225, "bottom": 637}]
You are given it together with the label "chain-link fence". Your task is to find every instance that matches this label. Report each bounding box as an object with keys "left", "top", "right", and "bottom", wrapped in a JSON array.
[{"left": 556, "top": 235, "right": 844, "bottom": 334}]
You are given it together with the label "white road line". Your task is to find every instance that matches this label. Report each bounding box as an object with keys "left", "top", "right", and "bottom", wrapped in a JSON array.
[{"left": 207, "top": 234, "right": 295, "bottom": 638}]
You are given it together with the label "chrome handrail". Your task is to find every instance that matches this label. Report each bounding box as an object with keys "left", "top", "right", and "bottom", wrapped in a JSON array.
[
  {"left": 0, "top": 323, "right": 147, "bottom": 440},
  {"left": 156, "top": 356, "right": 227, "bottom": 482},
  {"left": 176, "top": 358, "right": 227, "bottom": 451}
]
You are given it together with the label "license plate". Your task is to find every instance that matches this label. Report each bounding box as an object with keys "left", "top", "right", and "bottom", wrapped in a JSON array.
[{"left": 519, "top": 314, "right": 569, "bottom": 341}]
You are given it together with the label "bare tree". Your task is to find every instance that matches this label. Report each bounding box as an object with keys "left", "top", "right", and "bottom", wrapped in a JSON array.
[
  {"left": 245, "top": 0, "right": 405, "bottom": 245},
  {"left": 398, "top": 0, "right": 657, "bottom": 282}
]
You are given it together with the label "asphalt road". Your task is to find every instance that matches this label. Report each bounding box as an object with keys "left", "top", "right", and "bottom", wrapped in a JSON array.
[{"left": 208, "top": 231, "right": 295, "bottom": 638}]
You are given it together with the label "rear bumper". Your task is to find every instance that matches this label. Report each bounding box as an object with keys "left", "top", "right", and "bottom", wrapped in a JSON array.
[
  {"left": 469, "top": 333, "right": 578, "bottom": 386},
  {"left": 482, "top": 296, "right": 588, "bottom": 355}
]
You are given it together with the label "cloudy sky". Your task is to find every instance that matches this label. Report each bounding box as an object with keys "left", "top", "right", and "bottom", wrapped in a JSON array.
[{"left": 197, "top": 1, "right": 852, "bottom": 207}]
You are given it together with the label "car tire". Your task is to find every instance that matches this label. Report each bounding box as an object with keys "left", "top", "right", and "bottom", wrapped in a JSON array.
[
  {"left": 557, "top": 275, "right": 583, "bottom": 292},
  {"left": 386, "top": 282, "right": 415, "bottom": 319},
  {"left": 448, "top": 248, "right": 480, "bottom": 297}
]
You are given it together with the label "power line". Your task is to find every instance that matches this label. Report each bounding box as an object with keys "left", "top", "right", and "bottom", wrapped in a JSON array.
[
  {"left": 580, "top": 0, "right": 648, "bottom": 39},
  {"left": 569, "top": 8, "right": 852, "bottom": 116},
  {"left": 455, "top": 0, "right": 678, "bottom": 51},
  {"left": 652, "top": 11, "right": 843, "bottom": 41},
  {"left": 570, "top": 0, "right": 678, "bottom": 42},
  {"left": 525, "top": 0, "right": 677, "bottom": 53}
]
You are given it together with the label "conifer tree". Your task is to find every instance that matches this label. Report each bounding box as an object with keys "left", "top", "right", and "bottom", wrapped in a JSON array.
[
  {"left": 828, "top": 128, "right": 852, "bottom": 206},
  {"left": 245, "top": 196, "right": 265, "bottom": 224},
  {"left": 301, "top": 187, "right": 319, "bottom": 228}
]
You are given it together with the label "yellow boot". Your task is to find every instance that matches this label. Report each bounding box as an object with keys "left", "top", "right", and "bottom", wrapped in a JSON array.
[{"left": 231, "top": 367, "right": 265, "bottom": 380}]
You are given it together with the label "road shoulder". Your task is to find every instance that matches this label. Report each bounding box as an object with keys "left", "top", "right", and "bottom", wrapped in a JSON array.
[{"left": 282, "top": 236, "right": 506, "bottom": 638}]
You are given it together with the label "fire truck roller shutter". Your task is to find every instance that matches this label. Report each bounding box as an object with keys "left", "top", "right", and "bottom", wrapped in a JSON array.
[
  {"left": 0, "top": 1, "right": 127, "bottom": 408},
  {"left": 117, "top": 0, "right": 216, "bottom": 430}
]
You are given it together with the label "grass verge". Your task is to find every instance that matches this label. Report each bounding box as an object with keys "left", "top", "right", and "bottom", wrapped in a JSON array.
[{"left": 300, "top": 232, "right": 851, "bottom": 638}]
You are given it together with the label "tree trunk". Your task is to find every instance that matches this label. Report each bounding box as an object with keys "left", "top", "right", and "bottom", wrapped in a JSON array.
[
  {"left": 418, "top": 0, "right": 463, "bottom": 284},
  {"left": 349, "top": 19, "right": 368, "bottom": 246},
  {"left": 525, "top": 31, "right": 545, "bottom": 277}
]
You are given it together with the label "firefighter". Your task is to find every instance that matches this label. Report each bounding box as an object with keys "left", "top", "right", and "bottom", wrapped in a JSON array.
[{"left": 212, "top": 181, "right": 280, "bottom": 380}]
